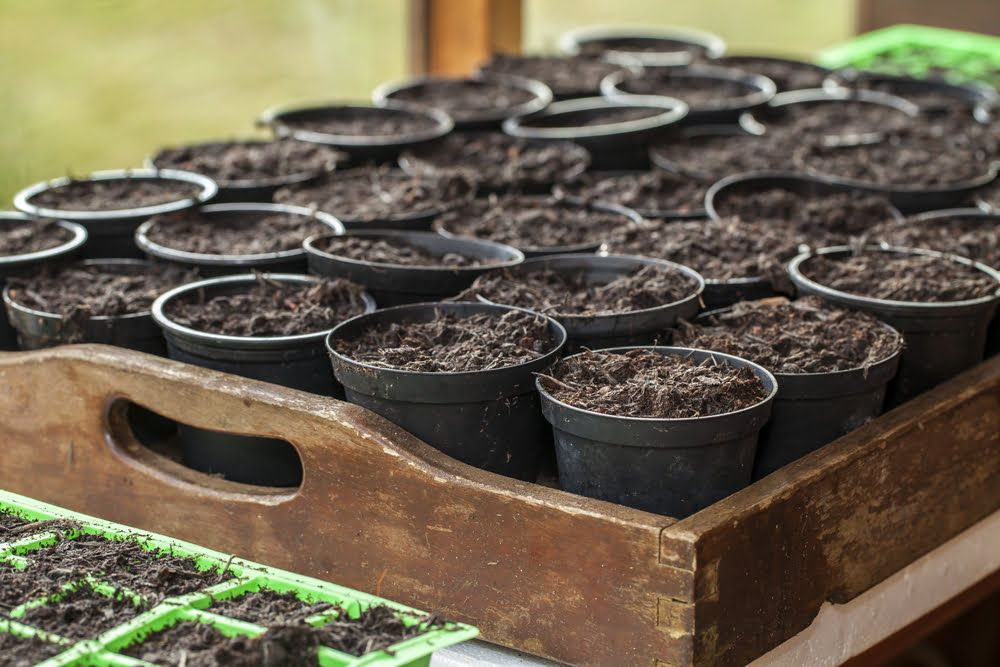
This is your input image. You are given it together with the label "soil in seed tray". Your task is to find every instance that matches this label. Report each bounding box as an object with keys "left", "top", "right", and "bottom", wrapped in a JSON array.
[
  {"left": 0, "top": 219, "right": 73, "bottom": 256},
  {"left": 478, "top": 54, "right": 628, "bottom": 98},
  {"left": 387, "top": 79, "right": 536, "bottom": 121},
  {"left": 714, "top": 57, "right": 826, "bottom": 92},
  {"left": 437, "top": 195, "right": 631, "bottom": 251},
  {"left": 556, "top": 170, "right": 707, "bottom": 216},
  {"left": 165, "top": 277, "right": 369, "bottom": 337},
  {"left": 674, "top": 296, "right": 902, "bottom": 374},
  {"left": 336, "top": 309, "right": 553, "bottom": 372},
  {"left": 868, "top": 216, "right": 1000, "bottom": 267},
  {"left": 1, "top": 511, "right": 28, "bottom": 538},
  {"left": 455, "top": 264, "right": 698, "bottom": 316},
  {"left": 279, "top": 107, "right": 440, "bottom": 137},
  {"left": 209, "top": 589, "right": 332, "bottom": 625},
  {"left": 402, "top": 133, "right": 590, "bottom": 192},
  {"left": 615, "top": 71, "right": 758, "bottom": 105},
  {"left": 539, "top": 348, "right": 768, "bottom": 418},
  {"left": 0, "top": 631, "right": 67, "bottom": 665},
  {"left": 152, "top": 139, "right": 343, "bottom": 184},
  {"left": 28, "top": 178, "right": 201, "bottom": 212},
  {"left": 522, "top": 106, "right": 664, "bottom": 129},
  {"left": 313, "top": 235, "right": 490, "bottom": 268},
  {"left": 146, "top": 209, "right": 332, "bottom": 255},
  {"left": 802, "top": 252, "right": 999, "bottom": 302},
  {"left": 650, "top": 132, "right": 787, "bottom": 180},
  {"left": 122, "top": 621, "right": 276, "bottom": 667},
  {"left": 274, "top": 168, "right": 473, "bottom": 222},
  {"left": 18, "top": 581, "right": 147, "bottom": 639}
]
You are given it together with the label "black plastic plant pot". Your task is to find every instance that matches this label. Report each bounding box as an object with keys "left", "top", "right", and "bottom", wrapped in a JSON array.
[
  {"left": 823, "top": 70, "right": 998, "bottom": 115},
  {"left": 558, "top": 26, "right": 726, "bottom": 67},
  {"left": 305, "top": 230, "right": 523, "bottom": 307},
  {"left": 536, "top": 346, "right": 776, "bottom": 518},
  {"left": 135, "top": 203, "right": 344, "bottom": 276},
  {"left": 259, "top": 100, "right": 454, "bottom": 164},
  {"left": 147, "top": 139, "right": 343, "bottom": 203},
  {"left": 152, "top": 273, "right": 376, "bottom": 486},
  {"left": 0, "top": 213, "right": 88, "bottom": 350},
  {"left": 12, "top": 169, "right": 218, "bottom": 259},
  {"left": 372, "top": 73, "right": 553, "bottom": 130},
  {"left": 600, "top": 65, "right": 777, "bottom": 125},
  {"left": 788, "top": 246, "right": 1000, "bottom": 406},
  {"left": 3, "top": 258, "right": 168, "bottom": 354},
  {"left": 326, "top": 302, "right": 567, "bottom": 482},
  {"left": 701, "top": 278, "right": 778, "bottom": 311},
  {"left": 711, "top": 55, "right": 831, "bottom": 92},
  {"left": 502, "top": 96, "right": 689, "bottom": 170},
  {"left": 470, "top": 254, "right": 704, "bottom": 351}
]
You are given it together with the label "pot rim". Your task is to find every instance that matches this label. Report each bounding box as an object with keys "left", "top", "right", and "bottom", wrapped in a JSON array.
[
  {"left": 135, "top": 203, "right": 345, "bottom": 266},
  {"left": 0, "top": 212, "right": 88, "bottom": 268},
  {"left": 13, "top": 169, "right": 218, "bottom": 222},
  {"left": 558, "top": 25, "right": 726, "bottom": 66},
  {"left": 502, "top": 95, "right": 689, "bottom": 140},
  {"left": 259, "top": 100, "right": 454, "bottom": 147},
  {"left": 787, "top": 244, "right": 1000, "bottom": 311},
  {"left": 152, "top": 272, "right": 377, "bottom": 348},
  {"left": 600, "top": 64, "right": 777, "bottom": 113},
  {"left": 535, "top": 345, "right": 778, "bottom": 424}
]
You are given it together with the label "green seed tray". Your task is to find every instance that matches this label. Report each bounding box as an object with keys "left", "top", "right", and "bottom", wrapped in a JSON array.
[
  {"left": 818, "top": 24, "right": 1000, "bottom": 88},
  {"left": 0, "top": 490, "right": 478, "bottom": 667}
]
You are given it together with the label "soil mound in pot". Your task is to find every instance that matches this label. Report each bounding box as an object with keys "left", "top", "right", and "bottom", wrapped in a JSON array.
[
  {"left": 277, "top": 106, "right": 440, "bottom": 136},
  {"left": 524, "top": 105, "right": 666, "bottom": 128},
  {"left": 146, "top": 210, "right": 333, "bottom": 255},
  {"left": 0, "top": 219, "right": 74, "bottom": 256},
  {"left": 313, "top": 235, "right": 496, "bottom": 268},
  {"left": 401, "top": 133, "right": 589, "bottom": 192},
  {"left": 615, "top": 70, "right": 759, "bottom": 104},
  {"left": 758, "top": 99, "right": 914, "bottom": 141},
  {"left": 801, "top": 252, "right": 998, "bottom": 302},
  {"left": 27, "top": 178, "right": 201, "bottom": 211},
  {"left": 713, "top": 56, "right": 827, "bottom": 92},
  {"left": 386, "top": 79, "right": 537, "bottom": 120},
  {"left": 539, "top": 348, "right": 769, "bottom": 418},
  {"left": 456, "top": 264, "right": 699, "bottom": 316},
  {"left": 675, "top": 296, "right": 903, "bottom": 373},
  {"left": 868, "top": 216, "right": 1000, "bottom": 267},
  {"left": 334, "top": 308, "right": 554, "bottom": 372},
  {"left": 478, "top": 54, "right": 627, "bottom": 98},
  {"left": 164, "top": 277, "right": 369, "bottom": 337},
  {"left": 557, "top": 170, "right": 706, "bottom": 216},
  {"left": 209, "top": 589, "right": 332, "bottom": 625},
  {"left": 652, "top": 132, "right": 786, "bottom": 179},
  {"left": 152, "top": 139, "right": 342, "bottom": 183}
]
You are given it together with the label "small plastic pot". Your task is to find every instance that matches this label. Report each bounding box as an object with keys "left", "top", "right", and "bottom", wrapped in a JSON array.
[
  {"left": 558, "top": 26, "right": 726, "bottom": 67},
  {"left": 372, "top": 74, "right": 553, "bottom": 130},
  {"left": 536, "top": 346, "right": 776, "bottom": 518},
  {"left": 152, "top": 273, "right": 377, "bottom": 486},
  {"left": 135, "top": 203, "right": 344, "bottom": 276},
  {"left": 503, "top": 96, "right": 689, "bottom": 170},
  {"left": 147, "top": 139, "right": 342, "bottom": 203},
  {"left": 259, "top": 100, "right": 454, "bottom": 165},
  {"left": 788, "top": 246, "right": 1000, "bottom": 405},
  {"left": 823, "top": 70, "right": 997, "bottom": 115},
  {"left": 0, "top": 213, "right": 88, "bottom": 350},
  {"left": 327, "top": 302, "right": 567, "bottom": 481},
  {"left": 3, "top": 258, "right": 169, "bottom": 354},
  {"left": 600, "top": 64, "right": 777, "bottom": 124},
  {"left": 13, "top": 169, "right": 218, "bottom": 259},
  {"left": 701, "top": 277, "right": 779, "bottom": 311},
  {"left": 305, "top": 230, "right": 524, "bottom": 306},
  {"left": 711, "top": 55, "right": 831, "bottom": 92},
  {"left": 469, "top": 254, "right": 704, "bottom": 351}
]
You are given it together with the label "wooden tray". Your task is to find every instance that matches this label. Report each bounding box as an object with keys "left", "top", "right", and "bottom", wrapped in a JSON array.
[{"left": 1, "top": 345, "right": 998, "bottom": 666}]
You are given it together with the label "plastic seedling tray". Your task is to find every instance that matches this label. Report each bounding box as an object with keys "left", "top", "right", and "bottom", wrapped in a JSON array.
[
  {"left": 0, "top": 491, "right": 477, "bottom": 667},
  {"left": 818, "top": 24, "right": 1000, "bottom": 88}
]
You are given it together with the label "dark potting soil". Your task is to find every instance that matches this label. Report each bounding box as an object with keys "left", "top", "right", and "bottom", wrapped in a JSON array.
[
  {"left": 615, "top": 71, "right": 758, "bottom": 105},
  {"left": 556, "top": 170, "right": 707, "bottom": 216},
  {"left": 576, "top": 36, "right": 704, "bottom": 57},
  {"left": 335, "top": 309, "right": 553, "bottom": 372},
  {"left": 759, "top": 100, "right": 914, "bottom": 142},
  {"left": 274, "top": 168, "right": 473, "bottom": 223},
  {"left": 387, "top": 79, "right": 536, "bottom": 121},
  {"left": 0, "top": 511, "right": 29, "bottom": 538},
  {"left": 152, "top": 139, "right": 343, "bottom": 184},
  {"left": 521, "top": 105, "right": 665, "bottom": 129},
  {"left": 0, "top": 219, "right": 73, "bottom": 257},
  {"left": 714, "top": 57, "right": 827, "bottom": 92},
  {"left": 868, "top": 217, "right": 1000, "bottom": 268},
  {"left": 847, "top": 78, "right": 978, "bottom": 111},
  {"left": 456, "top": 264, "right": 698, "bottom": 316},
  {"left": 539, "top": 348, "right": 769, "bottom": 418},
  {"left": 650, "top": 132, "right": 786, "bottom": 180},
  {"left": 313, "top": 235, "right": 491, "bottom": 268},
  {"left": 401, "top": 133, "right": 589, "bottom": 192},
  {"left": 146, "top": 209, "right": 332, "bottom": 255},
  {"left": 674, "top": 296, "right": 902, "bottom": 374},
  {"left": 165, "top": 277, "right": 369, "bottom": 337},
  {"left": 478, "top": 54, "right": 628, "bottom": 98},
  {"left": 0, "top": 632, "right": 67, "bottom": 665},
  {"left": 209, "top": 589, "right": 332, "bottom": 625},
  {"left": 277, "top": 107, "right": 440, "bottom": 137},
  {"left": 18, "top": 581, "right": 147, "bottom": 639},
  {"left": 28, "top": 178, "right": 201, "bottom": 212},
  {"left": 802, "top": 252, "right": 999, "bottom": 302},
  {"left": 605, "top": 217, "right": 803, "bottom": 282},
  {"left": 437, "top": 195, "right": 631, "bottom": 251}
]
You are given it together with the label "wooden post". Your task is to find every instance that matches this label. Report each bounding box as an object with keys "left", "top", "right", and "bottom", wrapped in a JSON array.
[{"left": 409, "top": 0, "right": 522, "bottom": 76}]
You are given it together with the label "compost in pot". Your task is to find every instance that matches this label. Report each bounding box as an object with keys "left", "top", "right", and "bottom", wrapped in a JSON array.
[
  {"left": 650, "top": 130, "right": 785, "bottom": 180},
  {"left": 0, "top": 218, "right": 76, "bottom": 256},
  {"left": 556, "top": 170, "right": 707, "bottom": 218},
  {"left": 375, "top": 76, "right": 545, "bottom": 125},
  {"left": 25, "top": 178, "right": 202, "bottom": 212},
  {"left": 713, "top": 55, "right": 829, "bottom": 92},
  {"left": 867, "top": 213, "right": 1000, "bottom": 267},
  {"left": 477, "top": 53, "right": 630, "bottom": 99},
  {"left": 312, "top": 234, "right": 501, "bottom": 268}
]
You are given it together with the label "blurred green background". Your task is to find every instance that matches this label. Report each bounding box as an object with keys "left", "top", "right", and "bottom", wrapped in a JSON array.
[{"left": 0, "top": 0, "right": 855, "bottom": 203}]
